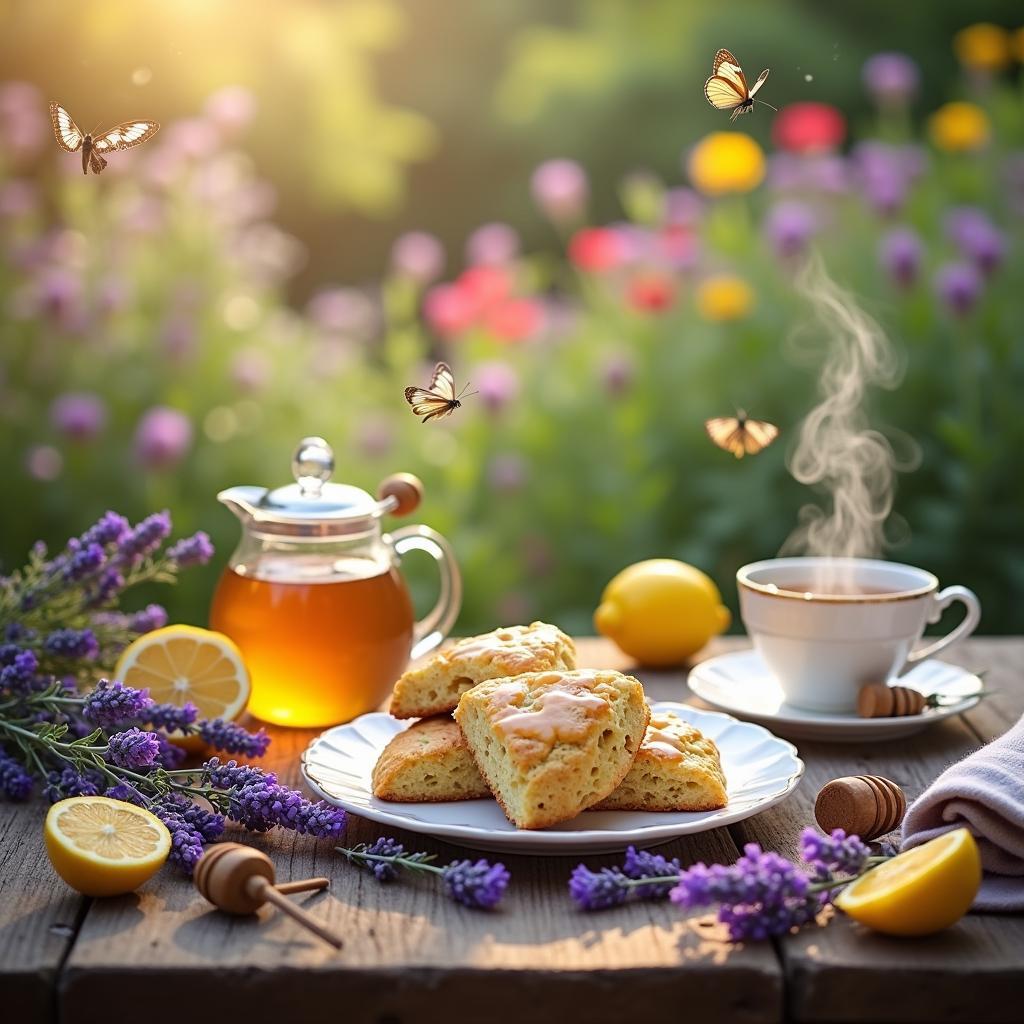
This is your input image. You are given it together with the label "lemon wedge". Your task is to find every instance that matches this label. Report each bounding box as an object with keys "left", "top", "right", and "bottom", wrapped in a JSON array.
[
  {"left": 45, "top": 796, "right": 171, "bottom": 896},
  {"left": 114, "top": 624, "right": 250, "bottom": 726},
  {"left": 835, "top": 827, "right": 981, "bottom": 936}
]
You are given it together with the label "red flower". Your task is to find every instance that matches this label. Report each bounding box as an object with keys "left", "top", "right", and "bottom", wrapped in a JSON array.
[
  {"left": 772, "top": 102, "right": 846, "bottom": 154},
  {"left": 458, "top": 265, "right": 513, "bottom": 312},
  {"left": 627, "top": 272, "right": 677, "bottom": 313},
  {"left": 482, "top": 298, "right": 543, "bottom": 342},
  {"left": 568, "top": 227, "right": 626, "bottom": 273},
  {"left": 423, "top": 283, "right": 476, "bottom": 337}
]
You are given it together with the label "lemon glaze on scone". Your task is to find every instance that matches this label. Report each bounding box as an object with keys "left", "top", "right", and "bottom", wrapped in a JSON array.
[
  {"left": 592, "top": 709, "right": 728, "bottom": 812},
  {"left": 389, "top": 622, "right": 576, "bottom": 719},
  {"left": 371, "top": 716, "right": 490, "bottom": 802},
  {"left": 454, "top": 669, "right": 649, "bottom": 829}
]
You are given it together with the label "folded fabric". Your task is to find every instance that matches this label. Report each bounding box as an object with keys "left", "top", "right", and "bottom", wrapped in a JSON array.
[{"left": 902, "top": 712, "right": 1024, "bottom": 912}]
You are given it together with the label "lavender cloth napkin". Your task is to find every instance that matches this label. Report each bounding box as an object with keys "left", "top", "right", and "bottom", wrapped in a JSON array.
[{"left": 901, "top": 713, "right": 1024, "bottom": 912}]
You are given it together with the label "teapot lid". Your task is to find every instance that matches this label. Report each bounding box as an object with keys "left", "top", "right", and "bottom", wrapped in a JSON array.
[{"left": 259, "top": 436, "right": 375, "bottom": 519}]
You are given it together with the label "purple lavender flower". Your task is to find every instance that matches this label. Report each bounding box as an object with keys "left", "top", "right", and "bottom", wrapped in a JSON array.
[
  {"left": 134, "top": 408, "right": 193, "bottom": 470},
  {"left": 800, "top": 828, "right": 871, "bottom": 879},
  {"left": 852, "top": 142, "right": 926, "bottom": 216},
  {"left": 879, "top": 227, "right": 923, "bottom": 288},
  {"left": 198, "top": 718, "right": 271, "bottom": 757},
  {"left": 0, "top": 648, "right": 39, "bottom": 691},
  {"left": 166, "top": 531, "right": 214, "bottom": 568},
  {"left": 623, "top": 846, "right": 682, "bottom": 900},
  {"left": 531, "top": 159, "right": 588, "bottom": 222},
  {"left": 352, "top": 836, "right": 407, "bottom": 881},
  {"left": 44, "top": 627, "right": 100, "bottom": 661},
  {"left": 83, "top": 680, "right": 153, "bottom": 729},
  {"left": 220, "top": 769, "right": 345, "bottom": 838},
  {"left": 391, "top": 231, "right": 445, "bottom": 284},
  {"left": 152, "top": 801, "right": 206, "bottom": 873},
  {"left": 862, "top": 53, "right": 920, "bottom": 106},
  {"left": 117, "top": 511, "right": 172, "bottom": 564},
  {"left": 0, "top": 745, "right": 34, "bottom": 800},
  {"left": 50, "top": 392, "right": 107, "bottom": 441},
  {"left": 145, "top": 701, "right": 199, "bottom": 732},
  {"left": 442, "top": 859, "right": 510, "bottom": 909},
  {"left": 203, "top": 756, "right": 272, "bottom": 790},
  {"left": 82, "top": 511, "right": 130, "bottom": 548},
  {"left": 466, "top": 222, "right": 520, "bottom": 266},
  {"left": 89, "top": 568, "right": 125, "bottom": 606},
  {"left": 569, "top": 864, "right": 630, "bottom": 910},
  {"left": 768, "top": 153, "right": 849, "bottom": 196},
  {"left": 151, "top": 732, "right": 187, "bottom": 768},
  {"left": 104, "top": 782, "right": 146, "bottom": 804},
  {"left": 63, "top": 543, "right": 105, "bottom": 582},
  {"left": 43, "top": 767, "right": 103, "bottom": 803},
  {"left": 670, "top": 844, "right": 824, "bottom": 942},
  {"left": 764, "top": 201, "right": 818, "bottom": 259},
  {"left": 106, "top": 728, "right": 161, "bottom": 769},
  {"left": 127, "top": 604, "right": 168, "bottom": 634},
  {"left": 934, "top": 262, "right": 983, "bottom": 317},
  {"left": 946, "top": 208, "right": 1005, "bottom": 276}
]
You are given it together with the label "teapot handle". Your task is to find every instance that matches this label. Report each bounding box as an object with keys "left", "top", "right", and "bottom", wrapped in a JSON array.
[{"left": 389, "top": 525, "right": 462, "bottom": 661}]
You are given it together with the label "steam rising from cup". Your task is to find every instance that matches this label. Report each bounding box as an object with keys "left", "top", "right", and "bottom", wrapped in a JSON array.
[{"left": 781, "top": 254, "right": 919, "bottom": 590}]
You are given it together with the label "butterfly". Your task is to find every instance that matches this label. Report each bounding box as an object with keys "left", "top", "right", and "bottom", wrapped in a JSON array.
[
  {"left": 404, "top": 362, "right": 476, "bottom": 422},
  {"left": 705, "top": 411, "right": 779, "bottom": 458},
  {"left": 49, "top": 102, "right": 160, "bottom": 175},
  {"left": 704, "top": 49, "right": 775, "bottom": 121}
]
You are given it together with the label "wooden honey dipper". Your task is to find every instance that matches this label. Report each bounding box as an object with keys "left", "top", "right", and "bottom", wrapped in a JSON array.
[
  {"left": 814, "top": 775, "right": 907, "bottom": 842},
  {"left": 194, "top": 843, "right": 343, "bottom": 949}
]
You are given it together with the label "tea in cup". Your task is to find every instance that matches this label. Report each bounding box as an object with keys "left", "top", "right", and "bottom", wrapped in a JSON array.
[{"left": 736, "top": 557, "right": 981, "bottom": 714}]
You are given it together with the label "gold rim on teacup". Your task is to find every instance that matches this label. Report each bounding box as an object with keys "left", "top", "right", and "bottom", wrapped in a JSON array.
[{"left": 736, "top": 557, "right": 937, "bottom": 604}]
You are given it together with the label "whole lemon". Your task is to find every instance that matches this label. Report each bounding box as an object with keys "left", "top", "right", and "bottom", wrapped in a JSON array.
[{"left": 594, "top": 559, "right": 730, "bottom": 666}]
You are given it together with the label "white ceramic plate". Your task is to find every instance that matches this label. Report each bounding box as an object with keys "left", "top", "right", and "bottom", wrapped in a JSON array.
[
  {"left": 688, "top": 649, "right": 983, "bottom": 743},
  {"left": 301, "top": 701, "right": 803, "bottom": 855}
]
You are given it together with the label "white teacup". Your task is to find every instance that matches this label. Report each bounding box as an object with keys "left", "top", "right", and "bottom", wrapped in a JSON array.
[{"left": 736, "top": 557, "right": 981, "bottom": 714}]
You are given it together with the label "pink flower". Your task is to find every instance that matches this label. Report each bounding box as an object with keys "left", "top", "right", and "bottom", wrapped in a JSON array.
[
  {"left": 160, "top": 315, "right": 196, "bottom": 363},
  {"left": 134, "top": 407, "right": 193, "bottom": 470},
  {"left": 475, "top": 362, "right": 520, "bottom": 413},
  {"left": 391, "top": 231, "right": 445, "bottom": 284},
  {"left": 663, "top": 188, "right": 704, "bottom": 226},
  {"left": 26, "top": 445, "right": 62, "bottom": 482},
  {"left": 306, "top": 288, "right": 378, "bottom": 340},
  {"left": 481, "top": 298, "right": 543, "bottom": 342},
  {"left": 204, "top": 86, "right": 257, "bottom": 135},
  {"left": 0, "top": 180, "right": 37, "bottom": 219},
  {"left": 231, "top": 348, "right": 272, "bottom": 392},
  {"left": 654, "top": 225, "right": 700, "bottom": 270},
  {"left": 466, "top": 223, "right": 520, "bottom": 266},
  {"left": 568, "top": 228, "right": 626, "bottom": 273},
  {"left": 531, "top": 159, "right": 588, "bottom": 222},
  {"left": 0, "top": 83, "right": 46, "bottom": 159},
  {"left": 424, "top": 282, "right": 476, "bottom": 337},
  {"left": 50, "top": 393, "right": 107, "bottom": 441},
  {"left": 627, "top": 271, "right": 676, "bottom": 313},
  {"left": 772, "top": 103, "right": 846, "bottom": 154},
  {"left": 459, "top": 266, "right": 513, "bottom": 310}
]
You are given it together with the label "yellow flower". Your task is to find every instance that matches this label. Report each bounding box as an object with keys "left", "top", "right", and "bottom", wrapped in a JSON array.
[
  {"left": 953, "top": 23, "right": 1012, "bottom": 72},
  {"left": 688, "top": 132, "right": 765, "bottom": 196},
  {"left": 928, "top": 101, "right": 991, "bottom": 153},
  {"left": 696, "top": 275, "right": 755, "bottom": 322}
]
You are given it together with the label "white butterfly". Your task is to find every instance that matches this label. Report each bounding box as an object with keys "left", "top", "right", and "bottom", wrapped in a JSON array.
[
  {"left": 49, "top": 102, "right": 160, "bottom": 175},
  {"left": 704, "top": 49, "right": 775, "bottom": 121},
  {"left": 404, "top": 362, "right": 476, "bottom": 423}
]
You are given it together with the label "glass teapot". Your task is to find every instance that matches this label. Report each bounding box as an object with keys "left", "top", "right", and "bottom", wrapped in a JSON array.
[{"left": 209, "top": 437, "right": 460, "bottom": 728}]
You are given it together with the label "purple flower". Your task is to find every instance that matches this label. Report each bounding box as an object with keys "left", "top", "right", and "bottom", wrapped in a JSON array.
[
  {"left": 935, "top": 262, "right": 983, "bottom": 317},
  {"left": 391, "top": 231, "right": 445, "bottom": 284},
  {"left": 44, "top": 628, "right": 99, "bottom": 661},
  {"left": 43, "top": 768, "right": 103, "bottom": 803},
  {"left": 601, "top": 351, "right": 633, "bottom": 397},
  {"left": 145, "top": 701, "right": 199, "bottom": 732},
  {"left": 476, "top": 361, "right": 520, "bottom": 414},
  {"left": 0, "top": 82, "right": 46, "bottom": 158},
  {"left": 306, "top": 288, "right": 378, "bottom": 340},
  {"left": 569, "top": 865, "right": 630, "bottom": 910},
  {"left": 0, "top": 745, "right": 34, "bottom": 800},
  {"left": 166, "top": 531, "right": 214, "bottom": 568},
  {"left": 127, "top": 603, "right": 168, "bottom": 634},
  {"left": 222, "top": 772, "right": 345, "bottom": 838},
  {"left": 351, "top": 836, "right": 407, "bottom": 881},
  {"left": 879, "top": 227, "right": 923, "bottom": 288},
  {"left": 89, "top": 568, "right": 126, "bottom": 606},
  {"left": 83, "top": 680, "right": 153, "bottom": 729},
  {"left": 531, "top": 159, "right": 588, "bottom": 222},
  {"left": 50, "top": 392, "right": 107, "bottom": 441},
  {"left": 764, "top": 201, "right": 817, "bottom": 259},
  {"left": 151, "top": 733, "right": 186, "bottom": 769},
  {"left": 106, "top": 728, "right": 162, "bottom": 769},
  {"left": 0, "top": 179, "right": 38, "bottom": 219},
  {"left": 63, "top": 542, "right": 105, "bottom": 581},
  {"left": 852, "top": 142, "right": 926, "bottom": 216},
  {"left": 623, "top": 846, "right": 682, "bottom": 900},
  {"left": 442, "top": 859, "right": 510, "bottom": 909},
  {"left": 34, "top": 267, "right": 87, "bottom": 332},
  {"left": 117, "top": 511, "right": 172, "bottom": 564},
  {"left": 466, "top": 223, "right": 520, "bottom": 266},
  {"left": 663, "top": 187, "right": 703, "bottom": 227},
  {"left": 768, "top": 153, "right": 849, "bottom": 195},
  {"left": 203, "top": 757, "right": 271, "bottom": 790},
  {"left": 0, "top": 648, "right": 39, "bottom": 691},
  {"left": 799, "top": 828, "right": 870, "bottom": 880},
  {"left": 862, "top": 53, "right": 920, "bottom": 106},
  {"left": 134, "top": 408, "right": 193, "bottom": 470},
  {"left": 670, "top": 844, "right": 823, "bottom": 942},
  {"left": 82, "top": 511, "right": 130, "bottom": 548},
  {"left": 152, "top": 800, "right": 206, "bottom": 873},
  {"left": 160, "top": 315, "right": 196, "bottom": 363},
  {"left": 104, "top": 782, "right": 146, "bottom": 804},
  {"left": 198, "top": 718, "right": 271, "bottom": 757},
  {"left": 230, "top": 348, "right": 271, "bottom": 393},
  {"left": 946, "top": 207, "right": 1005, "bottom": 276}
]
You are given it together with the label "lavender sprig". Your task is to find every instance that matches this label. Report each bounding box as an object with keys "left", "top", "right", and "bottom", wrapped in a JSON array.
[{"left": 338, "top": 838, "right": 510, "bottom": 909}]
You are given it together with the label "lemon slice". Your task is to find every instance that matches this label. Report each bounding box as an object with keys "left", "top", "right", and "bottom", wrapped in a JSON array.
[
  {"left": 44, "top": 796, "right": 171, "bottom": 896},
  {"left": 115, "top": 624, "right": 250, "bottom": 724},
  {"left": 835, "top": 827, "right": 981, "bottom": 936}
]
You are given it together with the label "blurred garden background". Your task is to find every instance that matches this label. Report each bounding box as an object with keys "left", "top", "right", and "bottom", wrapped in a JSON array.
[{"left": 1, "top": 0, "right": 1023, "bottom": 634}]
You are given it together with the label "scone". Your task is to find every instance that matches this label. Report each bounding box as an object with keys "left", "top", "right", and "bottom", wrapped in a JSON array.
[
  {"left": 389, "top": 622, "right": 576, "bottom": 719},
  {"left": 592, "top": 709, "right": 728, "bottom": 812},
  {"left": 454, "top": 669, "right": 650, "bottom": 829},
  {"left": 371, "top": 716, "right": 490, "bottom": 803}
]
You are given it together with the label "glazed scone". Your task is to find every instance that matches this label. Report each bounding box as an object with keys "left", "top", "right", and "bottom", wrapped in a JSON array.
[
  {"left": 592, "top": 709, "right": 728, "bottom": 812},
  {"left": 389, "top": 622, "right": 576, "bottom": 719},
  {"left": 454, "top": 669, "right": 649, "bottom": 829},
  {"left": 371, "top": 716, "right": 490, "bottom": 802}
]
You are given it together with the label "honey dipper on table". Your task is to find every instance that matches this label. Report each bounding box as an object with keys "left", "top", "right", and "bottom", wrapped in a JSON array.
[
  {"left": 194, "top": 843, "right": 343, "bottom": 949},
  {"left": 814, "top": 775, "right": 907, "bottom": 842}
]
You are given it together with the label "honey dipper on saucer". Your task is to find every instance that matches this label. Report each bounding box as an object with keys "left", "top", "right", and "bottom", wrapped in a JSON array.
[
  {"left": 814, "top": 775, "right": 907, "bottom": 842},
  {"left": 194, "top": 843, "right": 343, "bottom": 949}
]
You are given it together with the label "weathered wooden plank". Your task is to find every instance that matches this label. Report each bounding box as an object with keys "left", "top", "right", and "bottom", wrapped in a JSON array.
[
  {"left": 58, "top": 638, "right": 781, "bottom": 1024},
  {"left": 0, "top": 799, "right": 84, "bottom": 1021}
]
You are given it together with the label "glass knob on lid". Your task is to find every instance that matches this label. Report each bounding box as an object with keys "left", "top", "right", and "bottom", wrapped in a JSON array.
[{"left": 292, "top": 436, "right": 334, "bottom": 498}]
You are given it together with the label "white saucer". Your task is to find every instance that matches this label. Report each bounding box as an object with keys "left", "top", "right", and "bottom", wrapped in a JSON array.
[
  {"left": 687, "top": 649, "right": 983, "bottom": 742},
  {"left": 301, "top": 701, "right": 803, "bottom": 855}
]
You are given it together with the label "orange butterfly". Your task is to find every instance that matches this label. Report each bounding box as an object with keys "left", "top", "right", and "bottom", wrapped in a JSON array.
[
  {"left": 404, "top": 362, "right": 476, "bottom": 423},
  {"left": 704, "top": 49, "right": 775, "bottom": 121},
  {"left": 705, "top": 411, "right": 779, "bottom": 458},
  {"left": 49, "top": 102, "right": 160, "bottom": 175}
]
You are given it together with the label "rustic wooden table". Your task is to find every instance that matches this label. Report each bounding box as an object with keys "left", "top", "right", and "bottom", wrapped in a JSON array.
[{"left": 3, "top": 637, "right": 1022, "bottom": 1024}]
